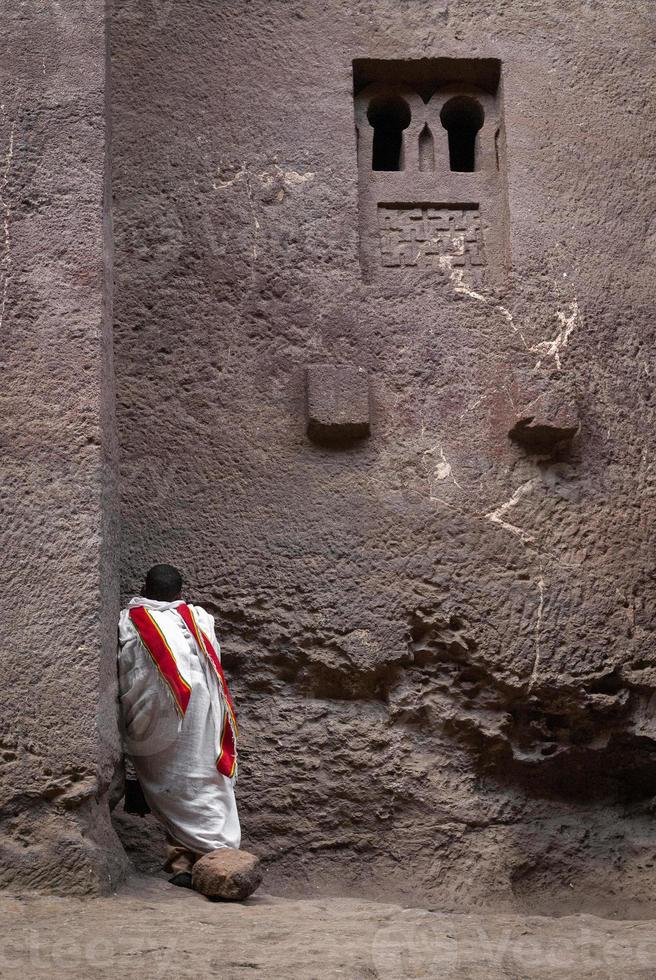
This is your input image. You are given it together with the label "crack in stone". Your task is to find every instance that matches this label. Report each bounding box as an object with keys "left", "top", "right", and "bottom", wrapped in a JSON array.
[
  {"left": 484, "top": 478, "right": 540, "bottom": 545},
  {"left": 532, "top": 301, "right": 579, "bottom": 371},
  {"left": 528, "top": 570, "right": 546, "bottom": 692},
  {"left": 441, "top": 258, "right": 579, "bottom": 372},
  {"left": 0, "top": 113, "right": 15, "bottom": 337},
  {"left": 422, "top": 439, "right": 463, "bottom": 497}
]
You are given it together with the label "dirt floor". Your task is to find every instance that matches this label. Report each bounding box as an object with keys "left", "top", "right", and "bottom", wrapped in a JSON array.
[{"left": 1, "top": 875, "right": 655, "bottom": 979}]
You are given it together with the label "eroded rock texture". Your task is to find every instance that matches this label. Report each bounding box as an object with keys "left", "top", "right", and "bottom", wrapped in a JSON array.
[
  {"left": 0, "top": 0, "right": 128, "bottom": 892},
  {"left": 112, "top": 0, "right": 656, "bottom": 913}
]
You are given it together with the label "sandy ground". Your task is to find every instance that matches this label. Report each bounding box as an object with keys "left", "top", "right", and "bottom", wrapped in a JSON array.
[{"left": 1, "top": 875, "right": 656, "bottom": 979}]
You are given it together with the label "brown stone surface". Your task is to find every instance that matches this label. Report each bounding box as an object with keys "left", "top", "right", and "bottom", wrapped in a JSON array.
[
  {"left": 192, "top": 848, "right": 262, "bottom": 900},
  {"left": 2, "top": 876, "right": 656, "bottom": 979},
  {"left": 109, "top": 0, "right": 656, "bottom": 913},
  {"left": 111, "top": 805, "right": 166, "bottom": 875},
  {"left": 0, "top": 0, "right": 128, "bottom": 892}
]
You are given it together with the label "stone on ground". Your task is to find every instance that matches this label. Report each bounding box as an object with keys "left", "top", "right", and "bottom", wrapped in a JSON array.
[{"left": 192, "top": 848, "right": 262, "bottom": 900}]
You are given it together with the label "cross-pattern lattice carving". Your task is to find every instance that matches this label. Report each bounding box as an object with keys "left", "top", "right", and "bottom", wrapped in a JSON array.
[{"left": 378, "top": 205, "right": 486, "bottom": 280}]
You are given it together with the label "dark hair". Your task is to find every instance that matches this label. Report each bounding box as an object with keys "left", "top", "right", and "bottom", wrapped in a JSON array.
[{"left": 143, "top": 564, "right": 183, "bottom": 602}]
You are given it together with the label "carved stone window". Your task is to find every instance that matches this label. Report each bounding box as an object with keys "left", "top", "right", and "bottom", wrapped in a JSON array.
[{"left": 353, "top": 59, "right": 508, "bottom": 284}]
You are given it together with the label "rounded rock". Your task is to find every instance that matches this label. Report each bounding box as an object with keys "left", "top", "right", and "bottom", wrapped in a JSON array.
[{"left": 192, "top": 848, "right": 262, "bottom": 900}]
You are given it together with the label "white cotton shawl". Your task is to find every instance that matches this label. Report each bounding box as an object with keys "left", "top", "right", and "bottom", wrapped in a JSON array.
[{"left": 117, "top": 597, "right": 240, "bottom": 853}]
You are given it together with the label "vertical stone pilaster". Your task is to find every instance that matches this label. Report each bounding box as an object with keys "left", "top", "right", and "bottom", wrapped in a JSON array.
[{"left": 0, "top": 0, "right": 128, "bottom": 892}]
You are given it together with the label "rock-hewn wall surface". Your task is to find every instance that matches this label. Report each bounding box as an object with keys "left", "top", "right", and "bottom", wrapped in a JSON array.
[
  {"left": 0, "top": 0, "right": 128, "bottom": 892},
  {"left": 112, "top": 0, "right": 656, "bottom": 913}
]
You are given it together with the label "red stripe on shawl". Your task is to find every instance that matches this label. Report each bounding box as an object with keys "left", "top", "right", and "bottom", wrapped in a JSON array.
[
  {"left": 217, "top": 713, "right": 237, "bottom": 779},
  {"left": 129, "top": 606, "right": 191, "bottom": 718},
  {"left": 176, "top": 603, "right": 238, "bottom": 777}
]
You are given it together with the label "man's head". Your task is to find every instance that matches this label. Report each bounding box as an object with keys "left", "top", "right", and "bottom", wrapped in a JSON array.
[{"left": 143, "top": 563, "right": 183, "bottom": 602}]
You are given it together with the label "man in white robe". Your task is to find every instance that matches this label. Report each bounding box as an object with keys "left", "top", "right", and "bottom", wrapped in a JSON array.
[{"left": 118, "top": 563, "right": 240, "bottom": 887}]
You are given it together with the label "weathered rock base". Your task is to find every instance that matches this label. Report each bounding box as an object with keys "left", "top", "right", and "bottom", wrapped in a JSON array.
[{"left": 2, "top": 876, "right": 656, "bottom": 980}]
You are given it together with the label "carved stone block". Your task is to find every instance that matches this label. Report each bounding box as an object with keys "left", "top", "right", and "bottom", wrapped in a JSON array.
[
  {"left": 509, "top": 390, "right": 579, "bottom": 454},
  {"left": 306, "top": 365, "right": 370, "bottom": 444}
]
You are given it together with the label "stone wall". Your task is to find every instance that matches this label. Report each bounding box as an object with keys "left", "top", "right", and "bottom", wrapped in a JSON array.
[
  {"left": 112, "top": 0, "right": 656, "bottom": 913},
  {"left": 0, "top": 0, "right": 128, "bottom": 892}
]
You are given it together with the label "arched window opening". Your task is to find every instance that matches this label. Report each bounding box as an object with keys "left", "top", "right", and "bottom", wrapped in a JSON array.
[
  {"left": 418, "top": 123, "right": 434, "bottom": 172},
  {"left": 367, "top": 96, "right": 411, "bottom": 171},
  {"left": 440, "top": 97, "right": 484, "bottom": 172}
]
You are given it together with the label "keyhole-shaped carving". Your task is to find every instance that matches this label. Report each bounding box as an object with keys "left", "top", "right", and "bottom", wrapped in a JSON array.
[
  {"left": 440, "top": 96, "right": 484, "bottom": 172},
  {"left": 367, "top": 95, "right": 411, "bottom": 171}
]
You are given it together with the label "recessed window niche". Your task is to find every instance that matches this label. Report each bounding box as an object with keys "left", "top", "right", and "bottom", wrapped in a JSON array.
[
  {"left": 368, "top": 95, "right": 411, "bottom": 171},
  {"left": 440, "top": 96, "right": 485, "bottom": 172},
  {"left": 353, "top": 58, "right": 508, "bottom": 284}
]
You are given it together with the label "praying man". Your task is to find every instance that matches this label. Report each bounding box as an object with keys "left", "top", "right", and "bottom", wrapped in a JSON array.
[{"left": 118, "top": 563, "right": 240, "bottom": 889}]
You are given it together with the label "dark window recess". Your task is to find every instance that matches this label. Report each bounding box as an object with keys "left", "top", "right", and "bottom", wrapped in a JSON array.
[
  {"left": 367, "top": 96, "right": 411, "bottom": 171},
  {"left": 440, "top": 97, "right": 484, "bottom": 172},
  {"left": 418, "top": 123, "right": 434, "bottom": 172}
]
